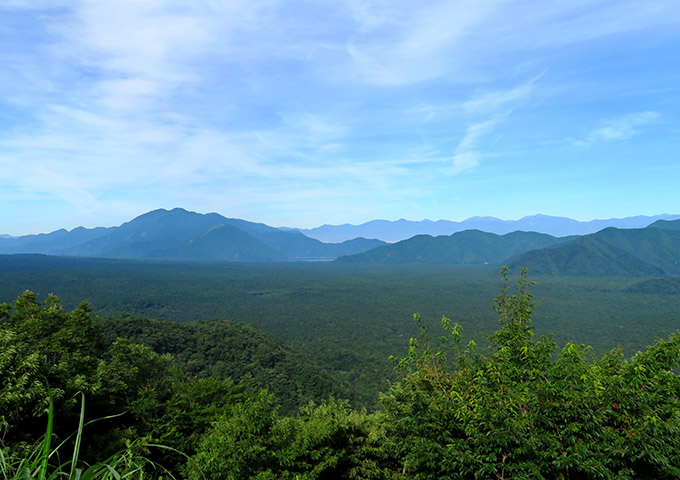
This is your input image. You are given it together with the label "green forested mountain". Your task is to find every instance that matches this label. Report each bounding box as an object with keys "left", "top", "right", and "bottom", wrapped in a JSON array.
[
  {"left": 0, "top": 208, "right": 385, "bottom": 261},
  {"left": 510, "top": 220, "right": 680, "bottom": 276},
  {"left": 649, "top": 218, "right": 680, "bottom": 230},
  {"left": 62, "top": 208, "right": 232, "bottom": 258},
  {"left": 335, "top": 229, "right": 573, "bottom": 265}
]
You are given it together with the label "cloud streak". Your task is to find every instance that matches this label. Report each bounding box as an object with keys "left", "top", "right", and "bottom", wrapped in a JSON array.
[
  {"left": 575, "top": 111, "right": 660, "bottom": 146},
  {"left": 345, "top": 0, "right": 502, "bottom": 85},
  {"left": 449, "top": 72, "right": 544, "bottom": 174}
]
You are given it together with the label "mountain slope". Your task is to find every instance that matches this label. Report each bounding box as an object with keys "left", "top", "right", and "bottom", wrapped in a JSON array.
[
  {"left": 648, "top": 219, "right": 680, "bottom": 231},
  {"left": 0, "top": 226, "right": 112, "bottom": 254},
  {"left": 509, "top": 220, "right": 680, "bottom": 276},
  {"left": 335, "top": 230, "right": 573, "bottom": 265},
  {"left": 256, "top": 229, "right": 385, "bottom": 260},
  {"left": 61, "top": 208, "right": 228, "bottom": 258},
  {"left": 148, "top": 223, "right": 286, "bottom": 262}
]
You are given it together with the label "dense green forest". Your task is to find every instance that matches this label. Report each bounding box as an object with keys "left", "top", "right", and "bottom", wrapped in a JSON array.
[
  {"left": 1, "top": 255, "right": 679, "bottom": 407},
  {"left": 2, "top": 268, "right": 680, "bottom": 479}
]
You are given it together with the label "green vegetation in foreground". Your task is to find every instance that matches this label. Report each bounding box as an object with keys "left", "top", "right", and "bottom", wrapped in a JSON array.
[
  {"left": 0, "top": 393, "right": 175, "bottom": 480},
  {"left": 2, "top": 268, "right": 680, "bottom": 479}
]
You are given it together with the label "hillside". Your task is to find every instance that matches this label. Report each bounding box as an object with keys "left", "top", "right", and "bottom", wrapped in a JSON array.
[
  {"left": 623, "top": 277, "right": 680, "bottom": 294},
  {"left": 0, "top": 208, "right": 385, "bottom": 261},
  {"left": 148, "top": 223, "right": 286, "bottom": 262},
  {"left": 509, "top": 220, "right": 680, "bottom": 276},
  {"left": 98, "top": 314, "right": 353, "bottom": 413},
  {"left": 335, "top": 229, "right": 574, "bottom": 265}
]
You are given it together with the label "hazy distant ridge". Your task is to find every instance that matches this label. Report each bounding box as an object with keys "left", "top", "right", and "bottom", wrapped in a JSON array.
[
  {"left": 299, "top": 214, "right": 680, "bottom": 243},
  {"left": 0, "top": 208, "right": 385, "bottom": 261}
]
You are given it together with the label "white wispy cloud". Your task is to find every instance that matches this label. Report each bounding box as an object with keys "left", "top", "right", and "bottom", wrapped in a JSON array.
[
  {"left": 462, "top": 74, "right": 544, "bottom": 115},
  {"left": 345, "top": 0, "right": 502, "bottom": 86},
  {"left": 342, "top": 1, "right": 680, "bottom": 87},
  {"left": 576, "top": 111, "right": 660, "bottom": 146},
  {"left": 448, "top": 73, "right": 543, "bottom": 174}
]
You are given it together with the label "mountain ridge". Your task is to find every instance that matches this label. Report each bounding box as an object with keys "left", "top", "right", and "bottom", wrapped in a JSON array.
[
  {"left": 335, "top": 230, "right": 575, "bottom": 265},
  {"left": 0, "top": 208, "right": 386, "bottom": 262},
  {"left": 508, "top": 220, "right": 680, "bottom": 276},
  {"left": 298, "top": 213, "right": 680, "bottom": 243},
  {"left": 3, "top": 209, "right": 680, "bottom": 272}
]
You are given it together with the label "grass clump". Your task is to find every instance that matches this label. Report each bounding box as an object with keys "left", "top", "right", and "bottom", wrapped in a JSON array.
[{"left": 0, "top": 393, "right": 176, "bottom": 480}]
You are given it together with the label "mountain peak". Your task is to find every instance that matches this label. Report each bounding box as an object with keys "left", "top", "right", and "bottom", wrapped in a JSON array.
[{"left": 0, "top": 208, "right": 386, "bottom": 261}]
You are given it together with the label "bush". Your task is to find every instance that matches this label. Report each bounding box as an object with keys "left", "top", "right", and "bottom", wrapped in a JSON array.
[{"left": 381, "top": 268, "right": 680, "bottom": 479}]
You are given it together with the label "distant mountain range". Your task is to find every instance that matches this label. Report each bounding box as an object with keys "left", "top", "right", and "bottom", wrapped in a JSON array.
[
  {"left": 0, "top": 208, "right": 385, "bottom": 262},
  {"left": 335, "top": 230, "right": 575, "bottom": 265},
  {"left": 298, "top": 214, "right": 680, "bottom": 243},
  {"left": 3, "top": 210, "right": 680, "bottom": 275},
  {"left": 336, "top": 219, "right": 680, "bottom": 277}
]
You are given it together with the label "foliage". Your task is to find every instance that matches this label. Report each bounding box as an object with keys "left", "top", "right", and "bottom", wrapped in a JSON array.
[
  {"left": 97, "top": 314, "right": 351, "bottom": 414},
  {"left": 0, "top": 393, "right": 175, "bottom": 480},
  {"left": 0, "top": 291, "right": 103, "bottom": 445},
  {"left": 381, "top": 267, "right": 680, "bottom": 479},
  {"left": 0, "top": 328, "right": 44, "bottom": 434},
  {"left": 0, "top": 291, "right": 248, "bottom": 477},
  {"left": 188, "top": 393, "right": 389, "bottom": 480},
  {"left": 624, "top": 276, "right": 680, "bottom": 295}
]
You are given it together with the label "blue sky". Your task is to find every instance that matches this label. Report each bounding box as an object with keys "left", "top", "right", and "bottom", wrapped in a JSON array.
[{"left": 1, "top": 0, "right": 679, "bottom": 235}]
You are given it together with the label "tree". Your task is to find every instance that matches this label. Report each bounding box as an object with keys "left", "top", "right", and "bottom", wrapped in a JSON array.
[
  {"left": 0, "top": 291, "right": 103, "bottom": 445},
  {"left": 188, "top": 394, "right": 390, "bottom": 480},
  {"left": 381, "top": 267, "right": 680, "bottom": 479},
  {"left": 0, "top": 291, "right": 249, "bottom": 477}
]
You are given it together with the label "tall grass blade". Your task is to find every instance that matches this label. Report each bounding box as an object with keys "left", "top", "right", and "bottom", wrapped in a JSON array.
[
  {"left": 69, "top": 392, "right": 86, "bottom": 479},
  {"left": 38, "top": 396, "right": 54, "bottom": 480},
  {"left": 2, "top": 392, "right": 180, "bottom": 480}
]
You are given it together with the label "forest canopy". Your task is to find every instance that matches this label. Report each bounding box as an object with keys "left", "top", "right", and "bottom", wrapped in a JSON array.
[{"left": 1, "top": 268, "right": 679, "bottom": 479}]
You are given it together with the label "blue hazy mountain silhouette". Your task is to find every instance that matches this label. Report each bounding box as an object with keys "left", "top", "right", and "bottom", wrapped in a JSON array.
[
  {"left": 299, "top": 214, "right": 680, "bottom": 243},
  {"left": 0, "top": 208, "right": 385, "bottom": 261}
]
